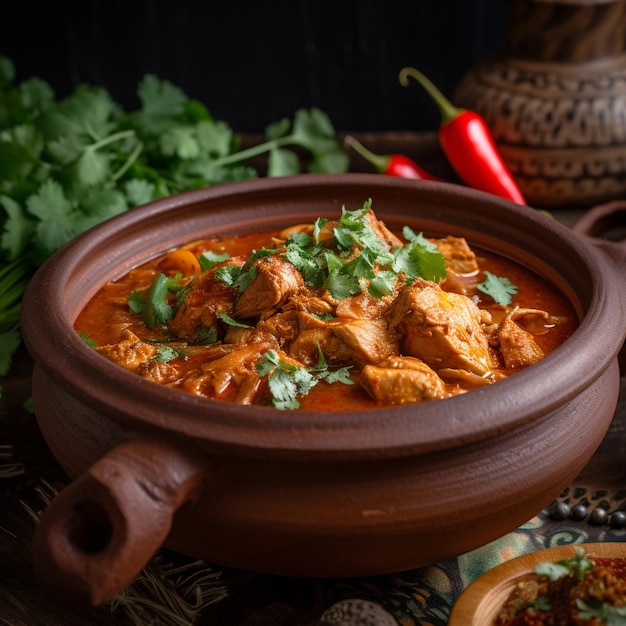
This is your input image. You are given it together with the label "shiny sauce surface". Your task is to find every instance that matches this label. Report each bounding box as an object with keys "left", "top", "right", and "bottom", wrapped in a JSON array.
[{"left": 74, "top": 227, "right": 579, "bottom": 411}]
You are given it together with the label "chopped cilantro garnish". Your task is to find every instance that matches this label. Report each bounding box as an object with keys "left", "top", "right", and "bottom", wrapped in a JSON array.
[
  {"left": 215, "top": 263, "right": 258, "bottom": 292},
  {"left": 535, "top": 548, "right": 595, "bottom": 583},
  {"left": 199, "top": 250, "right": 230, "bottom": 271},
  {"left": 576, "top": 599, "right": 626, "bottom": 624},
  {"left": 273, "top": 201, "right": 448, "bottom": 301},
  {"left": 256, "top": 347, "right": 352, "bottom": 410},
  {"left": 128, "top": 272, "right": 186, "bottom": 329},
  {"left": 195, "top": 325, "right": 218, "bottom": 345},
  {"left": 477, "top": 271, "right": 519, "bottom": 306},
  {"left": 152, "top": 344, "right": 187, "bottom": 362},
  {"left": 79, "top": 332, "right": 98, "bottom": 348},
  {"left": 216, "top": 312, "right": 253, "bottom": 328}
]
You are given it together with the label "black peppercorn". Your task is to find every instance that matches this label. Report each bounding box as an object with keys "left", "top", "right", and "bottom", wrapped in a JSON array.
[
  {"left": 590, "top": 507, "right": 608, "bottom": 525},
  {"left": 550, "top": 501, "right": 571, "bottom": 520},
  {"left": 570, "top": 503, "right": 588, "bottom": 521},
  {"left": 609, "top": 511, "right": 626, "bottom": 529}
]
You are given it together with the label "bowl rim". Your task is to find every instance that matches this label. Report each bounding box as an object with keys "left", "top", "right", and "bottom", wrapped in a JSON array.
[{"left": 21, "top": 174, "right": 625, "bottom": 459}]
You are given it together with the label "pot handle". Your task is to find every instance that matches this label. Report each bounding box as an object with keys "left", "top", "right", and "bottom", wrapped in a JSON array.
[
  {"left": 32, "top": 435, "right": 204, "bottom": 608},
  {"left": 571, "top": 200, "right": 626, "bottom": 270}
]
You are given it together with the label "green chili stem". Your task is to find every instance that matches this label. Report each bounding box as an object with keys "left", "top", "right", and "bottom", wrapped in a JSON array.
[{"left": 399, "top": 67, "right": 462, "bottom": 124}]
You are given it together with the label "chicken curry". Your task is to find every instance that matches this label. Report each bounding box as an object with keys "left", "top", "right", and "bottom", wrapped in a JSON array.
[{"left": 75, "top": 201, "right": 578, "bottom": 410}]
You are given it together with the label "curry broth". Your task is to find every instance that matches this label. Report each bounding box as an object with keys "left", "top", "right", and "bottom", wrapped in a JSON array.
[{"left": 74, "top": 226, "right": 579, "bottom": 411}]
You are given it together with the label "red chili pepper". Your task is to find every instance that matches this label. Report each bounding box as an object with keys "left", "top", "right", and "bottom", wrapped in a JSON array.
[
  {"left": 399, "top": 67, "right": 526, "bottom": 205},
  {"left": 344, "top": 135, "right": 441, "bottom": 181}
]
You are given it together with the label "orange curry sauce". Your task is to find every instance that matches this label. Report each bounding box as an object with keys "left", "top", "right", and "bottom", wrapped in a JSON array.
[{"left": 74, "top": 228, "right": 579, "bottom": 411}]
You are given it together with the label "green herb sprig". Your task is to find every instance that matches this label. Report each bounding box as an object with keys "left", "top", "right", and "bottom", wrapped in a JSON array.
[
  {"left": 477, "top": 270, "right": 518, "bottom": 306},
  {"left": 277, "top": 200, "right": 447, "bottom": 301},
  {"left": 0, "top": 55, "right": 348, "bottom": 375},
  {"left": 256, "top": 346, "right": 352, "bottom": 410}
]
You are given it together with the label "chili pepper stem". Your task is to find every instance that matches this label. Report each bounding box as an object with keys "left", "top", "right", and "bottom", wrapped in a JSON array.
[
  {"left": 344, "top": 135, "right": 388, "bottom": 172},
  {"left": 399, "top": 67, "right": 460, "bottom": 123}
]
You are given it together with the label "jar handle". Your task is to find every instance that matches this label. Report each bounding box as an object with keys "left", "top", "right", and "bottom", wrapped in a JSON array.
[
  {"left": 572, "top": 201, "right": 626, "bottom": 373},
  {"left": 571, "top": 200, "right": 626, "bottom": 270},
  {"left": 32, "top": 435, "right": 204, "bottom": 608}
]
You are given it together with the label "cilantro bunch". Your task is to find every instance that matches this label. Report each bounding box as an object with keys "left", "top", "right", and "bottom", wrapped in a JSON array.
[{"left": 0, "top": 56, "right": 348, "bottom": 375}]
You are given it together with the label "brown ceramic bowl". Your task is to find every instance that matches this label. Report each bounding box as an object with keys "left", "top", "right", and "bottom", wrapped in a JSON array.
[{"left": 20, "top": 174, "right": 626, "bottom": 608}]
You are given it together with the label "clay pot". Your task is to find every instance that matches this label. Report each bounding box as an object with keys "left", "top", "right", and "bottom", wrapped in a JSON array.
[
  {"left": 454, "top": 0, "right": 626, "bottom": 208},
  {"left": 20, "top": 174, "right": 626, "bottom": 608}
]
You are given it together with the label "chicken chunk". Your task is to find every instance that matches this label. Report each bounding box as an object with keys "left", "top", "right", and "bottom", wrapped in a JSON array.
[
  {"left": 234, "top": 256, "right": 304, "bottom": 319},
  {"left": 436, "top": 236, "right": 479, "bottom": 275},
  {"left": 436, "top": 236, "right": 481, "bottom": 296},
  {"left": 386, "top": 278, "right": 495, "bottom": 376},
  {"left": 498, "top": 308, "right": 545, "bottom": 369},
  {"left": 360, "top": 356, "right": 447, "bottom": 405},
  {"left": 331, "top": 318, "right": 399, "bottom": 366},
  {"left": 288, "top": 318, "right": 398, "bottom": 368},
  {"left": 335, "top": 290, "right": 397, "bottom": 320},
  {"left": 182, "top": 332, "right": 279, "bottom": 403},
  {"left": 168, "top": 258, "right": 241, "bottom": 342},
  {"left": 96, "top": 328, "right": 158, "bottom": 371}
]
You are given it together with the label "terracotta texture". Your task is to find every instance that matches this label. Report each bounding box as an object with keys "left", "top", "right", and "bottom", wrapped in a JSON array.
[
  {"left": 454, "top": 0, "right": 626, "bottom": 208},
  {"left": 20, "top": 174, "right": 626, "bottom": 608}
]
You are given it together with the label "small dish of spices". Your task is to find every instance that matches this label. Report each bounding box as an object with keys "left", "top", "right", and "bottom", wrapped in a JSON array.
[{"left": 449, "top": 542, "right": 626, "bottom": 625}]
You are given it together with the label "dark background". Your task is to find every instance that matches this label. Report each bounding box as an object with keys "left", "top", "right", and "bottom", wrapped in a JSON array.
[{"left": 2, "top": 1, "right": 510, "bottom": 133}]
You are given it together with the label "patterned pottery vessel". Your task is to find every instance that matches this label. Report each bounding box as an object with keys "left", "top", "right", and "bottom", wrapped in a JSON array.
[
  {"left": 20, "top": 175, "right": 626, "bottom": 609},
  {"left": 454, "top": 0, "right": 626, "bottom": 208}
]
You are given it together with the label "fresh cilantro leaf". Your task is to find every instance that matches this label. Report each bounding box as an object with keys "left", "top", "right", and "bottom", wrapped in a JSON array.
[
  {"left": 534, "top": 547, "right": 595, "bottom": 582},
  {"left": 0, "top": 195, "right": 35, "bottom": 260},
  {"left": 160, "top": 125, "right": 200, "bottom": 159},
  {"left": 477, "top": 270, "right": 519, "bottom": 306},
  {"left": 137, "top": 75, "right": 187, "bottom": 117},
  {"left": 19, "top": 77, "right": 55, "bottom": 115},
  {"left": 124, "top": 178, "right": 156, "bottom": 206},
  {"left": 76, "top": 147, "right": 111, "bottom": 185},
  {"left": 368, "top": 270, "right": 398, "bottom": 298},
  {"left": 215, "top": 263, "right": 256, "bottom": 292},
  {"left": 129, "top": 272, "right": 185, "bottom": 329},
  {"left": 534, "top": 560, "right": 571, "bottom": 582},
  {"left": 216, "top": 312, "right": 253, "bottom": 328},
  {"left": 286, "top": 231, "right": 312, "bottom": 248},
  {"left": 196, "top": 325, "right": 218, "bottom": 345},
  {"left": 319, "top": 367, "right": 354, "bottom": 385},
  {"left": 0, "top": 56, "right": 15, "bottom": 89},
  {"left": 79, "top": 332, "right": 98, "bottom": 348},
  {"left": 267, "top": 147, "right": 300, "bottom": 177},
  {"left": 256, "top": 347, "right": 352, "bottom": 410},
  {"left": 199, "top": 250, "right": 230, "bottom": 271},
  {"left": 264, "top": 117, "right": 292, "bottom": 141},
  {"left": 576, "top": 599, "right": 626, "bottom": 624},
  {"left": 211, "top": 108, "right": 348, "bottom": 175},
  {"left": 325, "top": 269, "right": 361, "bottom": 300},
  {"left": 533, "top": 596, "right": 551, "bottom": 612},
  {"left": 153, "top": 344, "right": 187, "bottom": 362},
  {"left": 195, "top": 120, "right": 234, "bottom": 158},
  {"left": 0, "top": 326, "right": 21, "bottom": 376}
]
